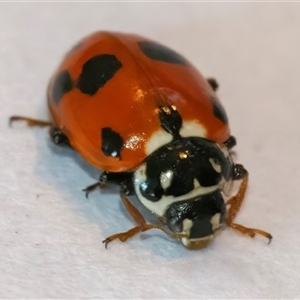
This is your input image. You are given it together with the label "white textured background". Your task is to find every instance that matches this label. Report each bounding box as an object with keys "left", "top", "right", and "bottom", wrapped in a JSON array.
[{"left": 1, "top": 2, "right": 300, "bottom": 299}]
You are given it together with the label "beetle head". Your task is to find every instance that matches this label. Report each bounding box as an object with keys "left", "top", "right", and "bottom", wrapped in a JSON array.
[{"left": 165, "top": 192, "right": 226, "bottom": 249}]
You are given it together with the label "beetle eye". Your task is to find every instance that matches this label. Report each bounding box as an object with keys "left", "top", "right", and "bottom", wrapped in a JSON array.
[
  {"left": 139, "top": 180, "right": 164, "bottom": 201},
  {"left": 167, "top": 218, "right": 183, "bottom": 233}
]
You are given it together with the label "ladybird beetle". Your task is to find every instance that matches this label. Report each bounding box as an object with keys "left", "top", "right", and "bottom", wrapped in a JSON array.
[{"left": 10, "top": 31, "right": 272, "bottom": 249}]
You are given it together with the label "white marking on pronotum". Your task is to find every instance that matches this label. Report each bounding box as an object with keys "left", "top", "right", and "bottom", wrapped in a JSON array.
[
  {"left": 146, "top": 121, "right": 207, "bottom": 155},
  {"left": 160, "top": 170, "right": 173, "bottom": 190},
  {"left": 179, "top": 121, "right": 207, "bottom": 139},
  {"left": 193, "top": 179, "right": 200, "bottom": 188},
  {"left": 145, "top": 130, "right": 172, "bottom": 155}
]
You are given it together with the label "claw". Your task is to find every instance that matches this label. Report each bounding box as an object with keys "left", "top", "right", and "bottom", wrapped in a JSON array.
[
  {"left": 267, "top": 234, "right": 273, "bottom": 245},
  {"left": 82, "top": 187, "right": 90, "bottom": 199},
  {"left": 102, "top": 239, "right": 109, "bottom": 249},
  {"left": 82, "top": 182, "right": 103, "bottom": 198}
]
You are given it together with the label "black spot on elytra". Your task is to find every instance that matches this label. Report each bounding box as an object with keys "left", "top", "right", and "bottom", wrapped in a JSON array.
[
  {"left": 76, "top": 54, "right": 122, "bottom": 95},
  {"left": 158, "top": 105, "right": 182, "bottom": 137},
  {"left": 51, "top": 70, "right": 73, "bottom": 104},
  {"left": 101, "top": 127, "right": 124, "bottom": 159},
  {"left": 212, "top": 97, "right": 228, "bottom": 125},
  {"left": 138, "top": 41, "right": 187, "bottom": 65}
]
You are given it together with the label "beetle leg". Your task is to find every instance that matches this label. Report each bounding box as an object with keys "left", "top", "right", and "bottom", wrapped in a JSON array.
[
  {"left": 83, "top": 171, "right": 133, "bottom": 198},
  {"left": 226, "top": 170, "right": 272, "bottom": 243},
  {"left": 9, "top": 116, "right": 71, "bottom": 147},
  {"left": 120, "top": 193, "right": 146, "bottom": 226},
  {"left": 102, "top": 193, "right": 187, "bottom": 248},
  {"left": 9, "top": 116, "right": 53, "bottom": 127},
  {"left": 226, "top": 167, "right": 248, "bottom": 224},
  {"left": 228, "top": 223, "right": 272, "bottom": 244},
  {"left": 49, "top": 126, "right": 70, "bottom": 145},
  {"left": 83, "top": 172, "right": 108, "bottom": 198},
  {"left": 83, "top": 182, "right": 104, "bottom": 198},
  {"left": 207, "top": 78, "right": 219, "bottom": 91},
  {"left": 223, "top": 135, "right": 237, "bottom": 149},
  {"left": 103, "top": 224, "right": 186, "bottom": 249}
]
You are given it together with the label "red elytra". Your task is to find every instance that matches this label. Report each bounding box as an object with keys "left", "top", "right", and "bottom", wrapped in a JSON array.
[{"left": 47, "top": 31, "right": 229, "bottom": 172}]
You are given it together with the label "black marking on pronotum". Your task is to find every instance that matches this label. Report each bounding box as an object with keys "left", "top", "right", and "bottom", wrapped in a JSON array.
[
  {"left": 211, "top": 97, "right": 228, "bottom": 125},
  {"left": 51, "top": 70, "right": 73, "bottom": 104},
  {"left": 76, "top": 54, "right": 122, "bottom": 95},
  {"left": 158, "top": 105, "right": 182, "bottom": 137},
  {"left": 101, "top": 127, "right": 124, "bottom": 159},
  {"left": 139, "top": 137, "right": 231, "bottom": 202},
  {"left": 138, "top": 41, "right": 187, "bottom": 65}
]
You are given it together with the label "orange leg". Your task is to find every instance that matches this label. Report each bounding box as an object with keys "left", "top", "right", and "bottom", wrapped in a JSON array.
[
  {"left": 226, "top": 171, "right": 272, "bottom": 243},
  {"left": 103, "top": 194, "right": 187, "bottom": 248},
  {"left": 9, "top": 116, "right": 71, "bottom": 146},
  {"left": 226, "top": 170, "right": 249, "bottom": 225},
  {"left": 9, "top": 116, "right": 53, "bottom": 127}
]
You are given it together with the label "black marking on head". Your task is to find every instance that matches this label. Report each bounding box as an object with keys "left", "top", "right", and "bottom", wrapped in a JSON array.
[
  {"left": 207, "top": 78, "right": 219, "bottom": 91},
  {"left": 138, "top": 41, "right": 187, "bottom": 65},
  {"left": 139, "top": 179, "right": 164, "bottom": 202},
  {"left": 51, "top": 70, "right": 73, "bottom": 104},
  {"left": 101, "top": 127, "right": 124, "bottom": 159},
  {"left": 76, "top": 54, "right": 122, "bottom": 95},
  {"left": 158, "top": 105, "right": 182, "bottom": 137},
  {"left": 166, "top": 191, "right": 226, "bottom": 238},
  {"left": 139, "top": 137, "right": 232, "bottom": 202},
  {"left": 212, "top": 97, "right": 228, "bottom": 124}
]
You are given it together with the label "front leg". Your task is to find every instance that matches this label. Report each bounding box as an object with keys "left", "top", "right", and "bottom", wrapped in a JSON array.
[
  {"left": 223, "top": 135, "right": 237, "bottom": 150},
  {"left": 102, "top": 193, "right": 187, "bottom": 248},
  {"left": 226, "top": 166, "right": 272, "bottom": 243},
  {"left": 84, "top": 174, "right": 187, "bottom": 248}
]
